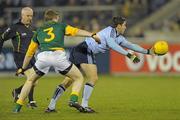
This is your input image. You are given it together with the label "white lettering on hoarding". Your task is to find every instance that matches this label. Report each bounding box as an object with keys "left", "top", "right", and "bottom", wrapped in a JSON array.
[
  {"left": 172, "top": 51, "right": 180, "bottom": 72},
  {"left": 146, "top": 55, "right": 159, "bottom": 72},
  {"left": 126, "top": 51, "right": 180, "bottom": 72},
  {"left": 159, "top": 53, "right": 172, "bottom": 72}
]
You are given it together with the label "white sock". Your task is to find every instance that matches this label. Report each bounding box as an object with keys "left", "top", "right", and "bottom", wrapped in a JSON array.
[
  {"left": 81, "top": 83, "right": 94, "bottom": 108},
  {"left": 48, "top": 85, "right": 65, "bottom": 110}
]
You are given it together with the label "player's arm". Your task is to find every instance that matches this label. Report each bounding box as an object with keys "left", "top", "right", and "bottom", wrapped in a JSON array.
[
  {"left": 65, "top": 25, "right": 100, "bottom": 43},
  {"left": 0, "top": 26, "right": 16, "bottom": 53},
  {"left": 121, "top": 40, "right": 154, "bottom": 55},
  {"left": 15, "top": 40, "right": 38, "bottom": 76},
  {"left": 107, "top": 38, "right": 140, "bottom": 63},
  {"left": 22, "top": 40, "right": 38, "bottom": 70}
]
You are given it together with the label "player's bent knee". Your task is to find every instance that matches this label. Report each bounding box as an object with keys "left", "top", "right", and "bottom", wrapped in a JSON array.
[
  {"left": 33, "top": 80, "right": 38, "bottom": 86},
  {"left": 65, "top": 64, "right": 84, "bottom": 82}
]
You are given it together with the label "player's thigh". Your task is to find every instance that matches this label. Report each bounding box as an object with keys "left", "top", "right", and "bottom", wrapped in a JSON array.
[
  {"left": 80, "top": 63, "right": 98, "bottom": 82},
  {"left": 65, "top": 64, "right": 83, "bottom": 81}
]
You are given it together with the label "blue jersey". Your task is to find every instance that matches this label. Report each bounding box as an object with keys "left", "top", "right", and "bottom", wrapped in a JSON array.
[{"left": 85, "top": 26, "right": 148, "bottom": 55}]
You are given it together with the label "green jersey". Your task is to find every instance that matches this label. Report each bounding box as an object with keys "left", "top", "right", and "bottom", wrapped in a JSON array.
[{"left": 32, "top": 21, "right": 78, "bottom": 51}]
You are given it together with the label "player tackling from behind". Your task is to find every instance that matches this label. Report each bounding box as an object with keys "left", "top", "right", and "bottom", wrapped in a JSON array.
[
  {"left": 13, "top": 9, "right": 100, "bottom": 113},
  {"left": 45, "top": 16, "right": 157, "bottom": 113}
]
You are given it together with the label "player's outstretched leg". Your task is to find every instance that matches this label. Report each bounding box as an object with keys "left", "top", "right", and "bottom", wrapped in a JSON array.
[
  {"left": 80, "top": 64, "right": 98, "bottom": 113},
  {"left": 81, "top": 83, "right": 96, "bottom": 113},
  {"left": 45, "top": 84, "right": 66, "bottom": 113},
  {"left": 13, "top": 69, "right": 41, "bottom": 113},
  {"left": 65, "top": 64, "right": 84, "bottom": 112}
]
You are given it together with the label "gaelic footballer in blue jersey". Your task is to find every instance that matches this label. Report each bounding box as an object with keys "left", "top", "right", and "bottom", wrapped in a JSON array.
[{"left": 45, "top": 16, "right": 155, "bottom": 113}]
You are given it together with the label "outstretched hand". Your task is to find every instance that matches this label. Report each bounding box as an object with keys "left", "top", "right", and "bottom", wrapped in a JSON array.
[
  {"left": 127, "top": 53, "right": 140, "bottom": 63},
  {"left": 147, "top": 47, "right": 155, "bottom": 55}
]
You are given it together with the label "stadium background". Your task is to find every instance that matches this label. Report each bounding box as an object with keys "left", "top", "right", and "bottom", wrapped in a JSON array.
[
  {"left": 0, "top": 0, "right": 180, "bottom": 120},
  {"left": 0, "top": 0, "right": 180, "bottom": 74}
]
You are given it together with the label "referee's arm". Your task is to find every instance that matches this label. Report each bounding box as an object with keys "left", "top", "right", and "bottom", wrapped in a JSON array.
[{"left": 0, "top": 26, "right": 16, "bottom": 53}]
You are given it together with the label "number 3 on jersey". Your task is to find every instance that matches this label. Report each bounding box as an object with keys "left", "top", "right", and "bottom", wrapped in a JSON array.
[{"left": 43, "top": 27, "right": 55, "bottom": 42}]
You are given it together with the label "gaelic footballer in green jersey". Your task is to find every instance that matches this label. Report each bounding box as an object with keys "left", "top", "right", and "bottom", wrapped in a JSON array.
[{"left": 13, "top": 9, "right": 100, "bottom": 113}]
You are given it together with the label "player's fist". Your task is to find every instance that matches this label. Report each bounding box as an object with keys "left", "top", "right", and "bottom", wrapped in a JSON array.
[
  {"left": 15, "top": 68, "right": 25, "bottom": 76},
  {"left": 91, "top": 33, "right": 101, "bottom": 44},
  {"left": 147, "top": 47, "right": 155, "bottom": 55},
  {"left": 127, "top": 53, "right": 140, "bottom": 63}
]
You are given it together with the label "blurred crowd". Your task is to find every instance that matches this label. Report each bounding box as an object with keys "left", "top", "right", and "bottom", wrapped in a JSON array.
[{"left": 0, "top": 0, "right": 179, "bottom": 36}]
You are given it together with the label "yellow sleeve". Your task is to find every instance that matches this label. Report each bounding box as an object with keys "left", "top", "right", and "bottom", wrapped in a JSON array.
[
  {"left": 65, "top": 25, "right": 79, "bottom": 36},
  {"left": 26, "top": 41, "right": 38, "bottom": 57}
]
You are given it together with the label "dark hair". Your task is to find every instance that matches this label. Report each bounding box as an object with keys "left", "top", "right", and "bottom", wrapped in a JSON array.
[
  {"left": 44, "top": 9, "right": 59, "bottom": 21},
  {"left": 111, "top": 16, "right": 126, "bottom": 28}
]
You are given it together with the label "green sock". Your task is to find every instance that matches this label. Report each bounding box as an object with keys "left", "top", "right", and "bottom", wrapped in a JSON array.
[
  {"left": 13, "top": 103, "right": 22, "bottom": 113},
  {"left": 70, "top": 94, "right": 78, "bottom": 102}
]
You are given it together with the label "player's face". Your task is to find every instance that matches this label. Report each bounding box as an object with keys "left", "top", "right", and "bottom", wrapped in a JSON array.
[
  {"left": 21, "top": 10, "right": 33, "bottom": 25},
  {"left": 116, "top": 21, "right": 127, "bottom": 34}
]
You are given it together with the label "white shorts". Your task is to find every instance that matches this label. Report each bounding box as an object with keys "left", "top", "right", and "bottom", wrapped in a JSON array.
[{"left": 35, "top": 50, "right": 72, "bottom": 74}]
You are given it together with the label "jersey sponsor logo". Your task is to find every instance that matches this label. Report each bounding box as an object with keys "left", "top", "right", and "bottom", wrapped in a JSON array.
[{"left": 21, "top": 33, "right": 27, "bottom": 36}]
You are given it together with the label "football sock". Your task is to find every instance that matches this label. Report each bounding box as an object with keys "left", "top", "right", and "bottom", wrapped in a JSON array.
[
  {"left": 81, "top": 83, "right": 94, "bottom": 108},
  {"left": 28, "top": 86, "right": 35, "bottom": 102},
  {"left": 48, "top": 85, "right": 65, "bottom": 110},
  {"left": 13, "top": 99, "right": 24, "bottom": 113},
  {"left": 13, "top": 103, "right": 22, "bottom": 113},
  {"left": 70, "top": 91, "right": 79, "bottom": 102},
  {"left": 15, "top": 85, "right": 23, "bottom": 94}
]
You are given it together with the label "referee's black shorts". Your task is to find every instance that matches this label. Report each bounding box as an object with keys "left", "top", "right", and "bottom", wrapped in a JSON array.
[
  {"left": 13, "top": 51, "right": 36, "bottom": 69},
  {"left": 69, "top": 41, "right": 96, "bottom": 68}
]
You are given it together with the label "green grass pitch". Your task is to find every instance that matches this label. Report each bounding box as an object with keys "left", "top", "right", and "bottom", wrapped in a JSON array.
[{"left": 0, "top": 74, "right": 179, "bottom": 120}]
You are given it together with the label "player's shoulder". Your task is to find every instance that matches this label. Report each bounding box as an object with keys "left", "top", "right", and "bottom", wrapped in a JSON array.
[
  {"left": 99, "top": 26, "right": 113, "bottom": 34},
  {"left": 100, "top": 26, "right": 112, "bottom": 31},
  {"left": 57, "top": 22, "right": 67, "bottom": 27},
  {"left": 98, "top": 26, "right": 114, "bottom": 38}
]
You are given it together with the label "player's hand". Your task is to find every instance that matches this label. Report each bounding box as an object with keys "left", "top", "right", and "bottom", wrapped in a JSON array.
[
  {"left": 147, "top": 47, "right": 155, "bottom": 55},
  {"left": 91, "top": 33, "right": 101, "bottom": 44},
  {"left": 15, "top": 68, "right": 25, "bottom": 76},
  {"left": 147, "top": 47, "right": 162, "bottom": 56},
  {"left": 127, "top": 53, "right": 140, "bottom": 63}
]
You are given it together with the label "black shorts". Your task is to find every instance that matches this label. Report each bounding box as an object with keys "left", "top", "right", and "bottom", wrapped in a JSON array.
[
  {"left": 13, "top": 51, "right": 36, "bottom": 69},
  {"left": 69, "top": 41, "right": 96, "bottom": 68}
]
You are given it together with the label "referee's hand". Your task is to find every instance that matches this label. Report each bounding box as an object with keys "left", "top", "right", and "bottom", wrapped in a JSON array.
[{"left": 15, "top": 68, "right": 25, "bottom": 76}]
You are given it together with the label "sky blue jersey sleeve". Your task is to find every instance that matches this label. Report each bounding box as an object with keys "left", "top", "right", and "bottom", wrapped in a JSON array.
[
  {"left": 120, "top": 40, "right": 148, "bottom": 54},
  {"left": 106, "top": 38, "right": 128, "bottom": 56}
]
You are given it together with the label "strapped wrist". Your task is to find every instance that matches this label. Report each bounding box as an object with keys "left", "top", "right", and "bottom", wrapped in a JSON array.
[
  {"left": 91, "top": 33, "right": 96, "bottom": 38},
  {"left": 126, "top": 53, "right": 132, "bottom": 59},
  {"left": 147, "top": 49, "right": 150, "bottom": 54}
]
